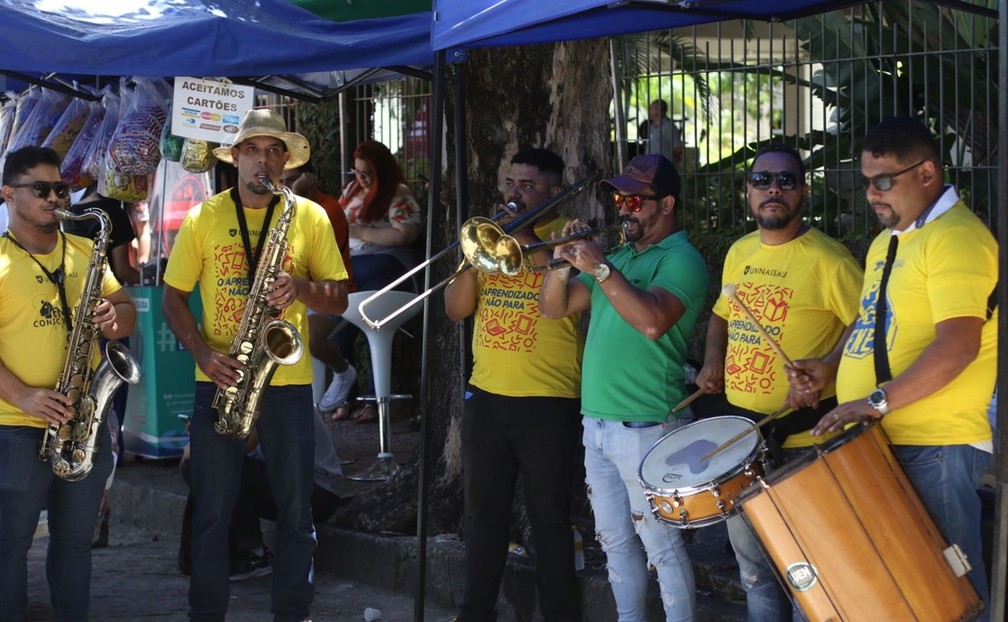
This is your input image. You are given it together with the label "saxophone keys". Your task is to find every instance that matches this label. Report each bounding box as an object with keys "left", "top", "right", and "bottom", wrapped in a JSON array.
[{"left": 57, "top": 424, "right": 75, "bottom": 441}]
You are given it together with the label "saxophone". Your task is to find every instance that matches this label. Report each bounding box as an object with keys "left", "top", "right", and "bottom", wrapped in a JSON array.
[
  {"left": 40, "top": 208, "right": 142, "bottom": 481},
  {"left": 212, "top": 177, "right": 304, "bottom": 439}
]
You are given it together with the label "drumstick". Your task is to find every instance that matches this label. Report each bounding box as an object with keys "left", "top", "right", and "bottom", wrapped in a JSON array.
[
  {"left": 699, "top": 406, "right": 790, "bottom": 463},
  {"left": 722, "top": 284, "right": 794, "bottom": 369},
  {"left": 671, "top": 386, "right": 706, "bottom": 414}
]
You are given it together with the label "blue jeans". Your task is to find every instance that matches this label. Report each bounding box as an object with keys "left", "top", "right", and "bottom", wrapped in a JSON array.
[
  {"left": 187, "top": 382, "right": 316, "bottom": 622},
  {"left": 893, "top": 444, "right": 990, "bottom": 621},
  {"left": 458, "top": 388, "right": 582, "bottom": 622},
  {"left": 0, "top": 425, "right": 113, "bottom": 622},
  {"left": 727, "top": 513, "right": 803, "bottom": 622},
  {"left": 583, "top": 417, "right": 695, "bottom": 622}
]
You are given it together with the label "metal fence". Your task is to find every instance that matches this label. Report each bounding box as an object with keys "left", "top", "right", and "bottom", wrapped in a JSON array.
[{"left": 611, "top": 1, "right": 999, "bottom": 239}]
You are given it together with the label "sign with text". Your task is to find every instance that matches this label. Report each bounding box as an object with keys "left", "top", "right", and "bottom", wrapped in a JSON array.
[{"left": 171, "top": 77, "right": 254, "bottom": 143}]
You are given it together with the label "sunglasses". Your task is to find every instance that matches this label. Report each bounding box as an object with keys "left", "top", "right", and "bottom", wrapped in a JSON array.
[
  {"left": 612, "top": 192, "right": 662, "bottom": 212},
  {"left": 860, "top": 160, "right": 926, "bottom": 192},
  {"left": 7, "top": 180, "right": 71, "bottom": 199},
  {"left": 748, "top": 171, "right": 803, "bottom": 191}
]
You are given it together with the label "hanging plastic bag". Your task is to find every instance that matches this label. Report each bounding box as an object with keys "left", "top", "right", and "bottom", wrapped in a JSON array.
[
  {"left": 5, "top": 89, "right": 68, "bottom": 153},
  {"left": 61, "top": 100, "right": 106, "bottom": 190},
  {"left": 4, "top": 88, "right": 42, "bottom": 152},
  {"left": 107, "top": 76, "right": 171, "bottom": 176},
  {"left": 0, "top": 96, "right": 17, "bottom": 154},
  {"left": 180, "top": 138, "right": 218, "bottom": 173},
  {"left": 82, "top": 87, "right": 122, "bottom": 187},
  {"left": 98, "top": 166, "right": 149, "bottom": 202},
  {"left": 42, "top": 96, "right": 92, "bottom": 159},
  {"left": 160, "top": 113, "right": 184, "bottom": 162}
]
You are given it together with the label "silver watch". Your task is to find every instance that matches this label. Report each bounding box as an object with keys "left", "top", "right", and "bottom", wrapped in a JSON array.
[
  {"left": 867, "top": 388, "right": 890, "bottom": 416},
  {"left": 591, "top": 262, "right": 611, "bottom": 283}
]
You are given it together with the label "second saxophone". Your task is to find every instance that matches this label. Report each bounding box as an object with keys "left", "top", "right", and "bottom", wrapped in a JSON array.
[{"left": 212, "top": 176, "right": 304, "bottom": 439}]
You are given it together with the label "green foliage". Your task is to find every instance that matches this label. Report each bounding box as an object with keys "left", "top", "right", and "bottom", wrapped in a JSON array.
[{"left": 296, "top": 99, "right": 343, "bottom": 196}]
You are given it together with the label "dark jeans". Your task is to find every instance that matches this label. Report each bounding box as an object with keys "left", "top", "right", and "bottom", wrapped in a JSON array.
[
  {"left": 187, "top": 382, "right": 316, "bottom": 622},
  {"left": 179, "top": 456, "right": 339, "bottom": 566},
  {"left": 458, "top": 387, "right": 582, "bottom": 622},
  {"left": 0, "top": 425, "right": 113, "bottom": 622}
]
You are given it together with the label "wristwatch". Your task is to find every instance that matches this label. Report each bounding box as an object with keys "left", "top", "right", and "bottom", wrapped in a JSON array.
[
  {"left": 867, "top": 388, "right": 890, "bottom": 417},
  {"left": 591, "top": 262, "right": 611, "bottom": 284}
]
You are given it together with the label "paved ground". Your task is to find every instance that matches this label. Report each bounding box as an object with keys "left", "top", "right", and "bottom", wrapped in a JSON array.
[{"left": 28, "top": 515, "right": 455, "bottom": 621}]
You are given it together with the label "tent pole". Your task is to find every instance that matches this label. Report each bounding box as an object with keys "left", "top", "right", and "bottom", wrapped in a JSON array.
[
  {"left": 609, "top": 39, "right": 628, "bottom": 171},
  {"left": 414, "top": 48, "right": 447, "bottom": 622},
  {"left": 988, "top": 3, "right": 1008, "bottom": 621}
]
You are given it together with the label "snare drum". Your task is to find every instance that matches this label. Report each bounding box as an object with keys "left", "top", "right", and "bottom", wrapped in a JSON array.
[
  {"left": 637, "top": 416, "right": 763, "bottom": 529},
  {"left": 736, "top": 421, "right": 982, "bottom": 622}
]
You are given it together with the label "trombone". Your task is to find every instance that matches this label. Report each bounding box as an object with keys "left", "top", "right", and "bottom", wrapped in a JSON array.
[
  {"left": 465, "top": 216, "right": 630, "bottom": 276},
  {"left": 358, "top": 173, "right": 596, "bottom": 330}
]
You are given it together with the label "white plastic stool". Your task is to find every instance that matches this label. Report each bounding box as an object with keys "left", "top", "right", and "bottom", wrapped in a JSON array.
[{"left": 340, "top": 290, "right": 421, "bottom": 481}]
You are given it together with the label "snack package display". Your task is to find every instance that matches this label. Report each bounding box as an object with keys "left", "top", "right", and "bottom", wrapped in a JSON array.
[
  {"left": 41, "top": 96, "right": 92, "bottom": 159},
  {"left": 61, "top": 100, "right": 106, "bottom": 189},
  {"left": 107, "top": 77, "right": 171, "bottom": 176},
  {"left": 180, "top": 138, "right": 218, "bottom": 173}
]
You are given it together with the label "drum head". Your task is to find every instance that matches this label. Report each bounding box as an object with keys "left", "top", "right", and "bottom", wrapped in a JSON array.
[{"left": 639, "top": 416, "right": 760, "bottom": 492}]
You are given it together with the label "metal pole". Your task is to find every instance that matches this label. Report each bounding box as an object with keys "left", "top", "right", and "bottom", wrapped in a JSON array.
[
  {"left": 987, "top": 4, "right": 1008, "bottom": 620},
  {"left": 609, "top": 38, "right": 627, "bottom": 171},
  {"left": 413, "top": 49, "right": 446, "bottom": 622}
]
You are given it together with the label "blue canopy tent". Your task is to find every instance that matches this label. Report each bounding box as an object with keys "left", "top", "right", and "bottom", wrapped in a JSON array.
[
  {"left": 421, "top": 1, "right": 1007, "bottom": 620},
  {"left": 0, "top": 0, "right": 434, "bottom": 101}
]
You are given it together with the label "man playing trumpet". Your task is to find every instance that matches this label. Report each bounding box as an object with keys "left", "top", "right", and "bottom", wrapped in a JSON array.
[
  {"left": 695, "top": 143, "right": 862, "bottom": 621},
  {"left": 445, "top": 147, "right": 584, "bottom": 622},
  {"left": 541, "top": 153, "right": 709, "bottom": 621}
]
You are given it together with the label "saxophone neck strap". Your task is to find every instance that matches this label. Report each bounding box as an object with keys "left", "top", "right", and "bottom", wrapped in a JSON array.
[
  {"left": 4, "top": 230, "right": 73, "bottom": 340},
  {"left": 230, "top": 187, "right": 281, "bottom": 285}
]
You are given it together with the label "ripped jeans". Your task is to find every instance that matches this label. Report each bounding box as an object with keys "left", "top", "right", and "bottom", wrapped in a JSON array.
[{"left": 583, "top": 416, "right": 695, "bottom": 622}]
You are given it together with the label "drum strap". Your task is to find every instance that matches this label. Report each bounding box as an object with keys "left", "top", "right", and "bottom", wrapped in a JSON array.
[{"left": 873, "top": 235, "right": 899, "bottom": 385}]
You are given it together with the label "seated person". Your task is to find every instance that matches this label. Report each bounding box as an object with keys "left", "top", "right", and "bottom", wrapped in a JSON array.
[{"left": 178, "top": 409, "right": 344, "bottom": 579}]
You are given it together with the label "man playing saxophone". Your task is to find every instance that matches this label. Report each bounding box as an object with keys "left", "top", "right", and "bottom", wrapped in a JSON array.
[
  {"left": 0, "top": 146, "right": 136, "bottom": 621},
  {"left": 162, "top": 109, "right": 348, "bottom": 622}
]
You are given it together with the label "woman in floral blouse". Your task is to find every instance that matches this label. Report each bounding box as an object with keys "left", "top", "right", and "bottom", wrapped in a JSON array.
[{"left": 325, "top": 141, "right": 421, "bottom": 421}]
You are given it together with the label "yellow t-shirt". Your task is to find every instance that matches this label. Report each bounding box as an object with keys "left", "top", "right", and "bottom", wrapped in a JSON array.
[
  {"left": 836, "top": 202, "right": 997, "bottom": 446},
  {"left": 163, "top": 190, "right": 348, "bottom": 385},
  {"left": 469, "top": 218, "right": 583, "bottom": 398},
  {"left": 713, "top": 228, "right": 863, "bottom": 447},
  {"left": 0, "top": 233, "right": 123, "bottom": 427}
]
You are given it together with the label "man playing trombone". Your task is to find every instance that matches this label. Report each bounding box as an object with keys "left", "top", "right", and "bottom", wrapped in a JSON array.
[
  {"left": 540, "top": 153, "right": 709, "bottom": 621},
  {"left": 445, "top": 147, "right": 584, "bottom": 622}
]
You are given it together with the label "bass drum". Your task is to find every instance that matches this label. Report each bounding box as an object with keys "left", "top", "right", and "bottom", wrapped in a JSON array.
[
  {"left": 638, "top": 415, "right": 764, "bottom": 529},
  {"left": 736, "top": 421, "right": 982, "bottom": 622}
]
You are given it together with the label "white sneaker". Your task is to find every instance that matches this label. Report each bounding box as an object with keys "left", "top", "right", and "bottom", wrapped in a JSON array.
[{"left": 319, "top": 364, "right": 357, "bottom": 412}]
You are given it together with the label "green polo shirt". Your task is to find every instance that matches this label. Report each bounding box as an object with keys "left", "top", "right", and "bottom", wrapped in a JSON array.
[{"left": 577, "top": 230, "right": 709, "bottom": 421}]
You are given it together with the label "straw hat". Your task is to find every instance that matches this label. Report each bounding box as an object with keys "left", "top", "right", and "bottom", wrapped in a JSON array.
[{"left": 212, "top": 108, "right": 310, "bottom": 170}]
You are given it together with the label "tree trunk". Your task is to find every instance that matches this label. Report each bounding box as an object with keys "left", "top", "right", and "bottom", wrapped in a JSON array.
[{"left": 331, "top": 38, "right": 613, "bottom": 538}]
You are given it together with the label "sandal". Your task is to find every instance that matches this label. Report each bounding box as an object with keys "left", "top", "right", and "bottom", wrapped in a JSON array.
[
  {"left": 329, "top": 403, "right": 353, "bottom": 422},
  {"left": 352, "top": 404, "right": 378, "bottom": 424}
]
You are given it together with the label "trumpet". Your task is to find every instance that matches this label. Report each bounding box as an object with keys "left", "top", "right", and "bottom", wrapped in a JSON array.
[
  {"left": 357, "top": 173, "right": 596, "bottom": 330},
  {"left": 461, "top": 216, "right": 629, "bottom": 275}
]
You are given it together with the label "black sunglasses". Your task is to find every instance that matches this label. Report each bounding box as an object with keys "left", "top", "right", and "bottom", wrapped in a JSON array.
[
  {"left": 748, "top": 171, "right": 803, "bottom": 191},
  {"left": 612, "top": 192, "right": 662, "bottom": 212},
  {"left": 7, "top": 180, "right": 71, "bottom": 199},
  {"left": 860, "top": 160, "right": 926, "bottom": 192}
]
